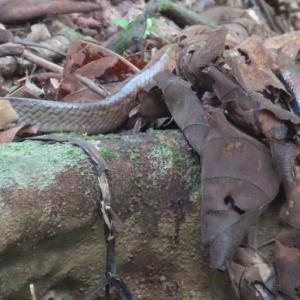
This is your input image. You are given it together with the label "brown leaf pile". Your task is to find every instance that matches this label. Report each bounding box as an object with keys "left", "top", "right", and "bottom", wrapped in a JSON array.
[
  {"left": 154, "top": 23, "right": 300, "bottom": 299},
  {"left": 2, "top": 1, "right": 300, "bottom": 299},
  {"left": 156, "top": 71, "right": 279, "bottom": 270}
]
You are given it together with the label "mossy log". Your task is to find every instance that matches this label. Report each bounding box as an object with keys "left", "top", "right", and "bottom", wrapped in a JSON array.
[
  {"left": 0, "top": 130, "right": 279, "bottom": 300},
  {"left": 0, "top": 130, "right": 205, "bottom": 300}
]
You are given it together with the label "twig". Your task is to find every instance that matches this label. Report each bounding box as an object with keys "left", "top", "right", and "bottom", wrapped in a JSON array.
[
  {"left": 14, "top": 37, "right": 66, "bottom": 57},
  {"left": 22, "top": 50, "right": 63, "bottom": 74},
  {"left": 75, "top": 74, "right": 110, "bottom": 97},
  {"left": 29, "top": 284, "right": 37, "bottom": 300},
  {"left": 155, "top": 0, "right": 218, "bottom": 28},
  {"left": 0, "top": 1, "right": 100, "bottom": 23},
  {"left": 258, "top": 238, "right": 276, "bottom": 249},
  {"left": 17, "top": 72, "right": 63, "bottom": 83},
  {"left": 0, "top": 43, "right": 24, "bottom": 58}
]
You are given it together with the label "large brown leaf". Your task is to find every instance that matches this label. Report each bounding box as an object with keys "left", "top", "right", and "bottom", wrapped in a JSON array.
[
  {"left": 156, "top": 71, "right": 280, "bottom": 270},
  {"left": 200, "top": 107, "right": 279, "bottom": 269}
]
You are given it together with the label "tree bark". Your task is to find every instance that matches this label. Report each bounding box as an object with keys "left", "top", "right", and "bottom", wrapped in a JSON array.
[{"left": 0, "top": 130, "right": 279, "bottom": 300}]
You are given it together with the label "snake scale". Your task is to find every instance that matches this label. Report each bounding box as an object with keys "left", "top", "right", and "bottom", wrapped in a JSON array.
[{"left": 2, "top": 48, "right": 174, "bottom": 134}]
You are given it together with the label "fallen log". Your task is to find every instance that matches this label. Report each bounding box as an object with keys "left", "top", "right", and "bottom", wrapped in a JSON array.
[{"left": 0, "top": 130, "right": 279, "bottom": 299}]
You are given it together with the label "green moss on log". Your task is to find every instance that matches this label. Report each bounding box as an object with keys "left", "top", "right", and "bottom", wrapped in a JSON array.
[
  {"left": 99, "top": 147, "right": 116, "bottom": 161},
  {"left": 0, "top": 141, "right": 87, "bottom": 190}
]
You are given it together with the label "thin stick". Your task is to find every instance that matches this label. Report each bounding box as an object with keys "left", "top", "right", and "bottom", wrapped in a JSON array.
[
  {"left": 76, "top": 74, "right": 110, "bottom": 97},
  {"left": 30, "top": 284, "right": 37, "bottom": 300},
  {"left": 22, "top": 50, "right": 63, "bottom": 74},
  {"left": 17, "top": 72, "right": 63, "bottom": 83},
  {"left": 15, "top": 37, "right": 66, "bottom": 57}
]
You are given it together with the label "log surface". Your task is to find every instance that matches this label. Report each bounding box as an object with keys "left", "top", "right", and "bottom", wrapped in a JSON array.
[{"left": 0, "top": 130, "right": 207, "bottom": 300}]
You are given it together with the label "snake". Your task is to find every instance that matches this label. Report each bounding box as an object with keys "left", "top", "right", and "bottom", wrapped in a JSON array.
[
  {"left": 2, "top": 47, "right": 174, "bottom": 134},
  {"left": 280, "top": 67, "right": 300, "bottom": 117}
]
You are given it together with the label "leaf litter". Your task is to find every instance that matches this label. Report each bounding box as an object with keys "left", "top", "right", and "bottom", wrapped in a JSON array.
[{"left": 2, "top": 0, "right": 300, "bottom": 298}]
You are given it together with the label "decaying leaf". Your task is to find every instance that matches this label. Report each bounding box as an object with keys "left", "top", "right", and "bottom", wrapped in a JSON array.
[
  {"left": 228, "top": 247, "right": 276, "bottom": 300},
  {"left": 156, "top": 71, "right": 280, "bottom": 270},
  {"left": 206, "top": 65, "right": 300, "bottom": 138},
  {"left": 0, "top": 100, "right": 18, "bottom": 129},
  {"left": 58, "top": 41, "right": 137, "bottom": 102},
  {"left": 198, "top": 6, "right": 248, "bottom": 24},
  {"left": 0, "top": 124, "right": 38, "bottom": 144},
  {"left": 200, "top": 108, "right": 279, "bottom": 269},
  {"left": 176, "top": 25, "right": 227, "bottom": 90},
  {"left": 155, "top": 71, "right": 209, "bottom": 152},
  {"left": 227, "top": 35, "right": 287, "bottom": 94},
  {"left": 275, "top": 228, "right": 300, "bottom": 299},
  {"left": 269, "top": 141, "right": 300, "bottom": 299},
  {"left": 264, "top": 31, "right": 300, "bottom": 61},
  {"left": 222, "top": 18, "right": 273, "bottom": 49}
]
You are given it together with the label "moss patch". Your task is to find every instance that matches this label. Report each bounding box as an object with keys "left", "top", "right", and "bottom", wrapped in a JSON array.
[
  {"left": 99, "top": 147, "right": 116, "bottom": 161},
  {"left": 0, "top": 141, "right": 87, "bottom": 190},
  {"left": 148, "top": 141, "right": 174, "bottom": 180}
]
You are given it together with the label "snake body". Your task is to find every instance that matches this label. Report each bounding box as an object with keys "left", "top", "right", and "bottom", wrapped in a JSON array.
[
  {"left": 280, "top": 63, "right": 300, "bottom": 117},
  {"left": 3, "top": 49, "right": 173, "bottom": 134}
]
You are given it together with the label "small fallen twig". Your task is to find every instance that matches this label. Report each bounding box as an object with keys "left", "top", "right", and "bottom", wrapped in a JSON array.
[
  {"left": 29, "top": 284, "right": 37, "bottom": 300},
  {"left": 15, "top": 37, "right": 66, "bottom": 57},
  {"left": 75, "top": 74, "right": 110, "bottom": 98},
  {"left": 22, "top": 50, "right": 63, "bottom": 74},
  {"left": 0, "top": 43, "right": 24, "bottom": 58},
  {"left": 17, "top": 72, "right": 62, "bottom": 83},
  {"left": 0, "top": 0, "right": 100, "bottom": 23}
]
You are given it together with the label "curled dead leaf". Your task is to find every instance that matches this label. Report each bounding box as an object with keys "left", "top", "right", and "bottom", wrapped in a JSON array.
[
  {"left": 176, "top": 25, "right": 227, "bottom": 90},
  {"left": 58, "top": 41, "right": 138, "bottom": 102},
  {"left": 228, "top": 247, "right": 276, "bottom": 300},
  {"left": 0, "top": 100, "right": 18, "bottom": 129},
  {"left": 0, "top": 124, "right": 38, "bottom": 144},
  {"left": 275, "top": 228, "right": 300, "bottom": 299},
  {"left": 156, "top": 71, "right": 279, "bottom": 270}
]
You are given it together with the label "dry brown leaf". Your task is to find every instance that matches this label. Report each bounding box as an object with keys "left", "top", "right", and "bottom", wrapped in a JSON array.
[
  {"left": 198, "top": 6, "right": 248, "bottom": 24},
  {"left": 156, "top": 71, "right": 279, "bottom": 270},
  {"left": 269, "top": 141, "right": 300, "bottom": 299},
  {"left": 228, "top": 247, "right": 276, "bottom": 299},
  {"left": 0, "top": 100, "right": 18, "bottom": 129},
  {"left": 176, "top": 25, "right": 227, "bottom": 91},
  {"left": 275, "top": 228, "right": 300, "bottom": 299},
  {"left": 264, "top": 31, "right": 300, "bottom": 61},
  {"left": 221, "top": 36, "right": 287, "bottom": 96},
  {"left": 206, "top": 65, "right": 300, "bottom": 138},
  {"left": 0, "top": 124, "right": 38, "bottom": 144},
  {"left": 58, "top": 42, "right": 137, "bottom": 102}
]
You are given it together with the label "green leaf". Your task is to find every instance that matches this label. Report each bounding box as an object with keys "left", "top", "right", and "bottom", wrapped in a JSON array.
[
  {"left": 143, "top": 17, "right": 154, "bottom": 38},
  {"left": 112, "top": 18, "right": 131, "bottom": 30}
]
